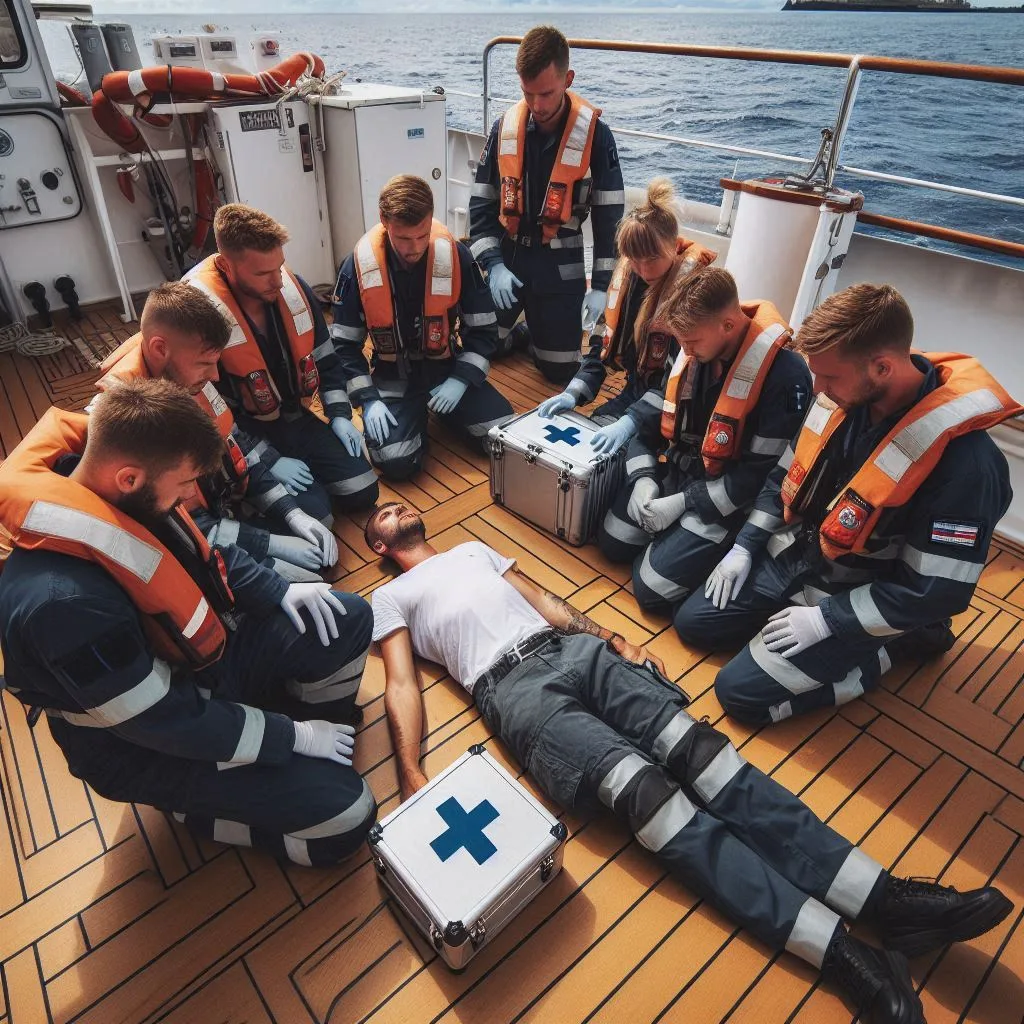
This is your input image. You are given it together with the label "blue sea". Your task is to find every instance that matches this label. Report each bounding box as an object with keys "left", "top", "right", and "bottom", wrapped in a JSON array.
[{"left": 44, "top": 11, "right": 1024, "bottom": 259}]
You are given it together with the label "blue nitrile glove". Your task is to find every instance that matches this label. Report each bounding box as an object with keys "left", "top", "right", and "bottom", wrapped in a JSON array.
[
  {"left": 363, "top": 400, "right": 398, "bottom": 446},
  {"left": 330, "top": 416, "right": 364, "bottom": 458},
  {"left": 582, "top": 288, "right": 607, "bottom": 332},
  {"left": 590, "top": 415, "right": 636, "bottom": 455},
  {"left": 427, "top": 376, "right": 469, "bottom": 415},
  {"left": 270, "top": 456, "right": 314, "bottom": 495},
  {"left": 488, "top": 264, "right": 523, "bottom": 310},
  {"left": 537, "top": 391, "right": 577, "bottom": 419}
]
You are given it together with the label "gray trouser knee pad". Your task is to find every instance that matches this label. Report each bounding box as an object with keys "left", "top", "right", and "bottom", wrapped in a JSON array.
[{"left": 666, "top": 719, "right": 731, "bottom": 788}]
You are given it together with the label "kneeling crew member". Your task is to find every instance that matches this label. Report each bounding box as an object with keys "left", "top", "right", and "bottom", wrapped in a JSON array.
[
  {"left": 675, "top": 284, "right": 1019, "bottom": 725},
  {"left": 539, "top": 177, "right": 717, "bottom": 455},
  {"left": 599, "top": 267, "right": 811, "bottom": 614},
  {"left": 184, "top": 203, "right": 378, "bottom": 512},
  {"left": 0, "top": 380, "right": 377, "bottom": 867},
  {"left": 368, "top": 501, "right": 1012, "bottom": 1024},
  {"left": 331, "top": 174, "right": 513, "bottom": 481},
  {"left": 469, "top": 25, "right": 624, "bottom": 382},
  {"left": 97, "top": 283, "right": 338, "bottom": 580}
]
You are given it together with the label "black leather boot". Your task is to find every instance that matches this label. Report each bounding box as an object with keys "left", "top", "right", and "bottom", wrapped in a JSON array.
[
  {"left": 876, "top": 876, "right": 1013, "bottom": 957},
  {"left": 821, "top": 930, "right": 923, "bottom": 1024}
]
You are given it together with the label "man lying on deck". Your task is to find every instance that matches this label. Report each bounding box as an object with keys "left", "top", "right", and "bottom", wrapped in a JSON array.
[{"left": 368, "top": 502, "right": 1013, "bottom": 1024}]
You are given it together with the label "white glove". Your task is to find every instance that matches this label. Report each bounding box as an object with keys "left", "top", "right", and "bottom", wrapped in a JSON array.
[
  {"left": 582, "top": 288, "right": 607, "bottom": 332},
  {"left": 638, "top": 492, "right": 688, "bottom": 535},
  {"left": 761, "top": 605, "right": 832, "bottom": 658},
  {"left": 292, "top": 719, "right": 355, "bottom": 766},
  {"left": 626, "top": 477, "right": 660, "bottom": 526},
  {"left": 704, "top": 545, "right": 753, "bottom": 610},
  {"left": 537, "top": 391, "right": 577, "bottom": 419},
  {"left": 284, "top": 509, "right": 339, "bottom": 567},
  {"left": 280, "top": 582, "right": 348, "bottom": 646},
  {"left": 266, "top": 533, "right": 323, "bottom": 571}
]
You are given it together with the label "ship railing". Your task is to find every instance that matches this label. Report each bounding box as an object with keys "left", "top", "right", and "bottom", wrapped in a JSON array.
[{"left": 461, "top": 37, "right": 1024, "bottom": 261}]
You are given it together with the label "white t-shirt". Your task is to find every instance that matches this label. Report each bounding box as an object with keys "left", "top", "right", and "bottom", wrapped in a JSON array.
[{"left": 371, "top": 542, "right": 549, "bottom": 693}]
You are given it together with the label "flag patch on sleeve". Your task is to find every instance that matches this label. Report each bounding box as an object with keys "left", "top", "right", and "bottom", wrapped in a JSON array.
[{"left": 930, "top": 519, "right": 981, "bottom": 548}]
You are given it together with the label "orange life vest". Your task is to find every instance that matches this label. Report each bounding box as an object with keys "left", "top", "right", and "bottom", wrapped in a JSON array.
[
  {"left": 353, "top": 220, "right": 461, "bottom": 361},
  {"left": 183, "top": 255, "right": 318, "bottom": 421},
  {"left": 0, "top": 408, "right": 234, "bottom": 668},
  {"left": 600, "top": 238, "right": 719, "bottom": 373},
  {"left": 782, "top": 352, "right": 1023, "bottom": 561},
  {"left": 660, "top": 301, "right": 792, "bottom": 476},
  {"left": 498, "top": 92, "right": 601, "bottom": 244},
  {"left": 97, "top": 334, "right": 249, "bottom": 509}
]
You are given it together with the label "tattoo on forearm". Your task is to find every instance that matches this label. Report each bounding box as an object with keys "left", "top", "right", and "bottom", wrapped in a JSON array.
[{"left": 510, "top": 566, "right": 620, "bottom": 643}]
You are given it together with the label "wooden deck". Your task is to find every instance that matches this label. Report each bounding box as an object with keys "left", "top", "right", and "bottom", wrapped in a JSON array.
[{"left": 1, "top": 302, "right": 1023, "bottom": 1024}]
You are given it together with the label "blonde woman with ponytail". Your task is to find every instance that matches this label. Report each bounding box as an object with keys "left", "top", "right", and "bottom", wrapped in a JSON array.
[{"left": 538, "top": 178, "right": 716, "bottom": 459}]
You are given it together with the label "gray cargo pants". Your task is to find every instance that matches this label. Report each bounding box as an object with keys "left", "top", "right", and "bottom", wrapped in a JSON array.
[{"left": 474, "top": 632, "right": 886, "bottom": 968}]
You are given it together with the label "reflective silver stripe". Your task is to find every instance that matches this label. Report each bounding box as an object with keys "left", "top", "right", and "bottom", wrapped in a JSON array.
[
  {"left": 825, "top": 848, "right": 883, "bottom": 919},
  {"left": 462, "top": 311, "right": 497, "bottom": 327},
  {"left": 592, "top": 258, "right": 617, "bottom": 272},
  {"left": 280, "top": 271, "right": 313, "bottom": 337},
  {"left": 602, "top": 509, "right": 649, "bottom": 546},
  {"left": 651, "top": 711, "right": 695, "bottom": 764},
  {"left": 557, "top": 263, "right": 586, "bottom": 281},
  {"left": 213, "top": 819, "right": 252, "bottom": 848},
  {"left": 879, "top": 646, "right": 892, "bottom": 676},
  {"left": 466, "top": 413, "right": 514, "bottom": 437},
  {"left": 23, "top": 501, "right": 162, "bottom": 582},
  {"left": 691, "top": 745, "right": 745, "bottom": 804},
  {"left": 196, "top": 686, "right": 212, "bottom": 700},
  {"left": 531, "top": 345, "right": 581, "bottom": 363},
  {"left": 567, "top": 378, "right": 594, "bottom": 402},
  {"left": 750, "top": 633, "right": 862, "bottom": 696},
  {"left": 748, "top": 434, "right": 790, "bottom": 456},
  {"left": 849, "top": 585, "right": 901, "bottom": 637},
  {"left": 471, "top": 236, "right": 501, "bottom": 258},
  {"left": 705, "top": 477, "right": 738, "bottom": 517},
  {"left": 639, "top": 390, "right": 662, "bottom": 410},
  {"left": 786, "top": 898, "right": 841, "bottom": 969},
  {"left": 778, "top": 445, "right": 795, "bottom": 470},
  {"left": 548, "top": 234, "right": 585, "bottom": 250},
  {"left": 374, "top": 436, "right": 422, "bottom": 462},
  {"left": 592, "top": 189, "right": 625, "bottom": 206},
  {"left": 560, "top": 102, "right": 593, "bottom": 168},
  {"left": 67, "top": 659, "right": 172, "bottom": 728},
  {"left": 330, "top": 322, "right": 367, "bottom": 342},
  {"left": 206, "top": 518, "right": 240, "bottom": 547},
  {"left": 637, "top": 546, "right": 689, "bottom": 601},
  {"left": 472, "top": 183, "right": 497, "bottom": 199},
  {"left": 127, "top": 69, "right": 147, "bottom": 96},
  {"left": 289, "top": 780, "right": 376, "bottom": 839},
  {"left": 346, "top": 374, "right": 373, "bottom": 395},
  {"left": 766, "top": 526, "right": 799, "bottom": 559},
  {"left": 900, "top": 544, "right": 984, "bottom": 584},
  {"left": 326, "top": 469, "right": 378, "bottom": 496},
  {"left": 498, "top": 104, "right": 523, "bottom": 156},
  {"left": 253, "top": 483, "right": 290, "bottom": 510},
  {"left": 321, "top": 389, "right": 348, "bottom": 407},
  {"left": 284, "top": 836, "right": 312, "bottom": 866},
  {"left": 312, "top": 340, "right": 335, "bottom": 361},
  {"left": 288, "top": 650, "right": 367, "bottom": 705},
  {"left": 803, "top": 397, "right": 836, "bottom": 436},
  {"left": 375, "top": 381, "right": 407, "bottom": 399},
  {"left": 457, "top": 351, "right": 491, "bottom": 374},
  {"left": 430, "top": 237, "right": 455, "bottom": 299},
  {"left": 182, "top": 598, "right": 210, "bottom": 640},
  {"left": 626, "top": 454, "right": 657, "bottom": 476},
  {"left": 875, "top": 388, "right": 1004, "bottom": 483},
  {"left": 725, "top": 323, "right": 786, "bottom": 401},
  {"left": 833, "top": 674, "right": 865, "bottom": 708},
  {"left": 747, "top": 509, "right": 783, "bottom": 532},
  {"left": 679, "top": 512, "right": 729, "bottom": 544},
  {"left": 597, "top": 752, "right": 647, "bottom": 809},
  {"left": 769, "top": 700, "right": 793, "bottom": 723},
  {"left": 354, "top": 235, "right": 383, "bottom": 291},
  {"left": 250, "top": 440, "right": 269, "bottom": 460},
  {"left": 217, "top": 704, "right": 266, "bottom": 770},
  {"left": 636, "top": 790, "right": 697, "bottom": 853},
  {"left": 800, "top": 584, "right": 830, "bottom": 607}
]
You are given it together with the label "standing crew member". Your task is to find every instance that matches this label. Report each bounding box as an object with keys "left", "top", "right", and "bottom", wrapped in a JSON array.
[
  {"left": 97, "top": 284, "right": 339, "bottom": 580},
  {"left": 675, "top": 284, "right": 1019, "bottom": 725},
  {"left": 598, "top": 267, "right": 811, "bottom": 617},
  {"left": 368, "top": 501, "right": 1013, "bottom": 1024},
  {"left": 539, "top": 178, "right": 717, "bottom": 452},
  {"left": 469, "top": 25, "right": 624, "bottom": 383},
  {"left": 184, "top": 204, "right": 378, "bottom": 512},
  {"left": 0, "top": 379, "right": 377, "bottom": 866},
  {"left": 332, "top": 175, "right": 513, "bottom": 480}
]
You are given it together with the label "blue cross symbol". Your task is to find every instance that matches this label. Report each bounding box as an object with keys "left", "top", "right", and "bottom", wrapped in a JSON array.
[
  {"left": 429, "top": 796, "right": 499, "bottom": 865},
  {"left": 543, "top": 424, "right": 581, "bottom": 446}
]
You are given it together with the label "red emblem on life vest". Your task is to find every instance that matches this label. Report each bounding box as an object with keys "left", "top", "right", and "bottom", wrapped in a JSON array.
[
  {"left": 424, "top": 316, "right": 447, "bottom": 354},
  {"left": 643, "top": 331, "right": 672, "bottom": 373},
  {"left": 500, "top": 176, "right": 520, "bottom": 215},
  {"left": 780, "top": 459, "right": 806, "bottom": 508},
  {"left": 821, "top": 488, "right": 874, "bottom": 553},
  {"left": 245, "top": 370, "right": 278, "bottom": 416},
  {"left": 298, "top": 353, "right": 320, "bottom": 397},
  {"left": 541, "top": 181, "right": 567, "bottom": 224},
  {"left": 702, "top": 414, "right": 738, "bottom": 462},
  {"left": 222, "top": 433, "right": 248, "bottom": 490}
]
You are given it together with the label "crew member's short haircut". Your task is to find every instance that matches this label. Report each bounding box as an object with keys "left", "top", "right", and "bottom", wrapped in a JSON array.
[
  {"left": 89, "top": 377, "right": 223, "bottom": 476},
  {"left": 379, "top": 175, "right": 435, "bottom": 226},
  {"left": 516, "top": 25, "right": 570, "bottom": 80},
  {"left": 213, "top": 203, "right": 289, "bottom": 255},
  {"left": 657, "top": 266, "right": 739, "bottom": 336},
  {"left": 795, "top": 283, "right": 914, "bottom": 359},
  {"left": 140, "top": 282, "right": 232, "bottom": 352}
]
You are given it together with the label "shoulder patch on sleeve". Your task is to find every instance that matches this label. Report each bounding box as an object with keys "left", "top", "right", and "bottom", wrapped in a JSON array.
[
  {"left": 788, "top": 380, "right": 809, "bottom": 415},
  {"left": 331, "top": 274, "right": 350, "bottom": 306},
  {"left": 930, "top": 519, "right": 982, "bottom": 549}
]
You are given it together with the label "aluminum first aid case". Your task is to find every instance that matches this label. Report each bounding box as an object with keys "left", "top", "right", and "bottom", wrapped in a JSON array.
[
  {"left": 488, "top": 409, "right": 625, "bottom": 546},
  {"left": 368, "top": 745, "right": 567, "bottom": 970}
]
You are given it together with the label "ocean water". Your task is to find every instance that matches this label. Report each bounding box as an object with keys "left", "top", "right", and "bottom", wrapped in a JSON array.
[{"left": 42, "top": 11, "right": 1024, "bottom": 259}]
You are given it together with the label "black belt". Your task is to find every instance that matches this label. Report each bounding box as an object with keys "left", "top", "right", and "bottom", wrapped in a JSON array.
[{"left": 476, "top": 628, "right": 560, "bottom": 691}]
